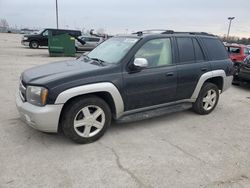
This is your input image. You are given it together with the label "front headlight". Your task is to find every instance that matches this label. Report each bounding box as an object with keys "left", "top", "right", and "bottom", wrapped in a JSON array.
[
  {"left": 26, "top": 86, "right": 48, "bottom": 106},
  {"left": 23, "top": 37, "right": 28, "bottom": 40}
]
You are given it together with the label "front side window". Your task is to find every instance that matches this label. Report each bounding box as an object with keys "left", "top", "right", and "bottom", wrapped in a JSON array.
[
  {"left": 82, "top": 37, "right": 90, "bottom": 42},
  {"left": 42, "top": 30, "right": 49, "bottom": 36},
  {"left": 135, "top": 38, "right": 172, "bottom": 67},
  {"left": 88, "top": 37, "right": 139, "bottom": 64}
]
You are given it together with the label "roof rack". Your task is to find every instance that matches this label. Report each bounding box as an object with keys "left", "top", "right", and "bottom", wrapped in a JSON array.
[
  {"left": 132, "top": 29, "right": 174, "bottom": 36},
  {"left": 173, "top": 32, "right": 214, "bottom": 36},
  {"left": 132, "top": 30, "right": 214, "bottom": 37}
]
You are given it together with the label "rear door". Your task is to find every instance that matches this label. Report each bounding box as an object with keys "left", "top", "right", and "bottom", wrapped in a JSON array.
[{"left": 175, "top": 37, "right": 211, "bottom": 100}]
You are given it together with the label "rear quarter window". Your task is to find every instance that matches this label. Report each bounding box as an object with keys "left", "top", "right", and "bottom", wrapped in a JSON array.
[{"left": 202, "top": 38, "right": 228, "bottom": 60}]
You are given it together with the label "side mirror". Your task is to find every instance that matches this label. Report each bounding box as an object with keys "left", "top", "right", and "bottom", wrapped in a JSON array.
[{"left": 133, "top": 58, "right": 148, "bottom": 69}]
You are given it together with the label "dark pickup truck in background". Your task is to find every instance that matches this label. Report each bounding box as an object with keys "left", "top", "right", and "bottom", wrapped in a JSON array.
[{"left": 21, "top": 28, "right": 81, "bottom": 49}]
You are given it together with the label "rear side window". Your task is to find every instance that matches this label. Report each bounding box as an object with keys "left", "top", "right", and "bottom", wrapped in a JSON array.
[
  {"left": 89, "top": 38, "right": 100, "bottom": 42},
  {"left": 177, "top": 37, "right": 195, "bottom": 63},
  {"left": 244, "top": 48, "right": 250, "bottom": 55},
  {"left": 227, "top": 47, "right": 240, "bottom": 54},
  {"left": 193, "top": 39, "right": 205, "bottom": 62},
  {"left": 202, "top": 38, "right": 228, "bottom": 60},
  {"left": 69, "top": 31, "right": 81, "bottom": 37},
  {"left": 52, "top": 30, "right": 66, "bottom": 35}
]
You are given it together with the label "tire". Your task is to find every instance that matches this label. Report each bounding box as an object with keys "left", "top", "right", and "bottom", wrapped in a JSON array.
[
  {"left": 192, "top": 82, "right": 219, "bottom": 115},
  {"left": 29, "top": 41, "right": 39, "bottom": 49},
  {"left": 62, "top": 96, "right": 111, "bottom": 144}
]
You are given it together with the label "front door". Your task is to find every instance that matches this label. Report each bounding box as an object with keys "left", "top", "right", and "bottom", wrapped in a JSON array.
[
  {"left": 123, "top": 38, "right": 177, "bottom": 111},
  {"left": 40, "top": 29, "right": 49, "bottom": 46}
]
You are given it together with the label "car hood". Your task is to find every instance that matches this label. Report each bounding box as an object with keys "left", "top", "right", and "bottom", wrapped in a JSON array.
[
  {"left": 22, "top": 58, "right": 104, "bottom": 85},
  {"left": 23, "top": 34, "right": 39, "bottom": 38}
]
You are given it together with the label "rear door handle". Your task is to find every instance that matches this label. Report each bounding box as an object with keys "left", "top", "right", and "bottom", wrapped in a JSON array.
[
  {"left": 201, "top": 68, "right": 208, "bottom": 72},
  {"left": 166, "top": 72, "right": 174, "bottom": 77}
]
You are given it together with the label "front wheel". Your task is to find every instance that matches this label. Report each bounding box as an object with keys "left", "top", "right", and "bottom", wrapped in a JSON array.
[
  {"left": 29, "top": 41, "right": 39, "bottom": 49},
  {"left": 62, "top": 96, "right": 111, "bottom": 144},
  {"left": 192, "top": 83, "right": 219, "bottom": 115}
]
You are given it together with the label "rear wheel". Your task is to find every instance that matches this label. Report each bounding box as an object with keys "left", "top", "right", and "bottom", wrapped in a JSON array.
[
  {"left": 62, "top": 96, "right": 111, "bottom": 144},
  {"left": 192, "top": 83, "right": 219, "bottom": 115},
  {"left": 29, "top": 41, "right": 39, "bottom": 49}
]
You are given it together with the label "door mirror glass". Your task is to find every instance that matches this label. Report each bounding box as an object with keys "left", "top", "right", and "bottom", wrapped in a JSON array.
[{"left": 133, "top": 58, "right": 148, "bottom": 68}]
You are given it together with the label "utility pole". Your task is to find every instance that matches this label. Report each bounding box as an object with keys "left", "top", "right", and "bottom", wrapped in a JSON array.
[
  {"left": 227, "top": 17, "right": 235, "bottom": 41},
  {"left": 56, "top": 0, "right": 59, "bottom": 29}
]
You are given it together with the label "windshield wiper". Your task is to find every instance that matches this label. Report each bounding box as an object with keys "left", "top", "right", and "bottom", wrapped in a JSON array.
[
  {"left": 77, "top": 54, "right": 91, "bottom": 61},
  {"left": 90, "top": 58, "right": 105, "bottom": 66}
]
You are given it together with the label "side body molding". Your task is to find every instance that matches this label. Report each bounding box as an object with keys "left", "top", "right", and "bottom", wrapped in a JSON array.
[
  {"left": 191, "top": 70, "right": 227, "bottom": 100},
  {"left": 55, "top": 82, "right": 124, "bottom": 118}
]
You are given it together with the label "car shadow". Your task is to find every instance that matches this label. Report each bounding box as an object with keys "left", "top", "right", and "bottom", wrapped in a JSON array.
[
  {"left": 109, "top": 109, "right": 194, "bottom": 132},
  {"left": 9, "top": 109, "right": 193, "bottom": 146},
  {"left": 232, "top": 82, "right": 250, "bottom": 91}
]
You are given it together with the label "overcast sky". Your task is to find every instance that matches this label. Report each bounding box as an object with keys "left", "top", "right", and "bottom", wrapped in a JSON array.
[{"left": 0, "top": 0, "right": 249, "bottom": 37}]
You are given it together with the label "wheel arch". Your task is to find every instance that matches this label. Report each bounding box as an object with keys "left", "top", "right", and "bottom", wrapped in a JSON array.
[
  {"left": 204, "top": 77, "right": 223, "bottom": 91},
  {"left": 191, "top": 70, "right": 226, "bottom": 100},
  {"left": 55, "top": 82, "right": 124, "bottom": 121}
]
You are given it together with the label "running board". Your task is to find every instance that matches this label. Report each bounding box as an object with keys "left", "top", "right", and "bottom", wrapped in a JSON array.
[{"left": 116, "top": 103, "right": 192, "bottom": 123}]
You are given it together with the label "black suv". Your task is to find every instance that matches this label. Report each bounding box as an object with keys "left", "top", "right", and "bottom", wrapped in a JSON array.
[
  {"left": 21, "top": 28, "right": 81, "bottom": 49},
  {"left": 16, "top": 30, "right": 234, "bottom": 143}
]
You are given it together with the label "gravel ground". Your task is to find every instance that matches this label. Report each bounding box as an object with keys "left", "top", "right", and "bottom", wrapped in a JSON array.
[{"left": 0, "top": 33, "right": 250, "bottom": 188}]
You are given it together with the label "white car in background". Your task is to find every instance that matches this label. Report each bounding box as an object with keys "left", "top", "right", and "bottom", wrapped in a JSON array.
[{"left": 75, "top": 36, "right": 103, "bottom": 51}]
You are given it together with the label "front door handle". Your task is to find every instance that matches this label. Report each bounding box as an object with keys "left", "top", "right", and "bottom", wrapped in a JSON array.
[
  {"left": 166, "top": 72, "right": 174, "bottom": 77},
  {"left": 201, "top": 68, "right": 208, "bottom": 72}
]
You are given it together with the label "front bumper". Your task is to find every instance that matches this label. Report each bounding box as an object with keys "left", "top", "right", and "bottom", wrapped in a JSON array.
[
  {"left": 21, "top": 40, "right": 29, "bottom": 46},
  {"left": 16, "top": 94, "right": 63, "bottom": 133}
]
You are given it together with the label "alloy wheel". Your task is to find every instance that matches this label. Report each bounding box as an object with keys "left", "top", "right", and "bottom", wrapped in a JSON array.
[
  {"left": 73, "top": 105, "right": 105, "bottom": 138},
  {"left": 202, "top": 89, "right": 217, "bottom": 111}
]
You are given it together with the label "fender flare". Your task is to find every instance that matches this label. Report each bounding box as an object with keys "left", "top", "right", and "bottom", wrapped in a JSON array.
[
  {"left": 55, "top": 82, "right": 124, "bottom": 118},
  {"left": 191, "top": 70, "right": 226, "bottom": 100}
]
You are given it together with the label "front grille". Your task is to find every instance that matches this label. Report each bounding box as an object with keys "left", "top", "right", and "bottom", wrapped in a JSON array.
[{"left": 19, "top": 79, "right": 26, "bottom": 102}]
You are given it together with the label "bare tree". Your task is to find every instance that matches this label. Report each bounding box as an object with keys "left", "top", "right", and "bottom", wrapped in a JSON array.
[
  {"left": 0, "top": 19, "right": 9, "bottom": 28},
  {"left": 96, "top": 28, "right": 105, "bottom": 35}
]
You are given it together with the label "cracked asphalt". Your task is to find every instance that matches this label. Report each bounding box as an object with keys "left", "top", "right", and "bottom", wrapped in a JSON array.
[{"left": 0, "top": 33, "right": 250, "bottom": 188}]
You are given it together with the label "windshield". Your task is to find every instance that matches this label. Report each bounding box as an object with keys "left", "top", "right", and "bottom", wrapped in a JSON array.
[
  {"left": 37, "top": 29, "right": 44, "bottom": 35},
  {"left": 87, "top": 37, "right": 139, "bottom": 64}
]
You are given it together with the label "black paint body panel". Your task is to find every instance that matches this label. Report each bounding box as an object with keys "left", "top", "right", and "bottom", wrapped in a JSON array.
[{"left": 21, "top": 33, "right": 234, "bottom": 111}]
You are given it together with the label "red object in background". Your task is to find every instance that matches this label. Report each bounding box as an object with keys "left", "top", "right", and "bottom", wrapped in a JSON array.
[{"left": 226, "top": 44, "right": 250, "bottom": 63}]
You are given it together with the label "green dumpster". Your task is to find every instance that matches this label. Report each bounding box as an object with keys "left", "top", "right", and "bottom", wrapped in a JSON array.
[{"left": 48, "top": 31, "right": 76, "bottom": 57}]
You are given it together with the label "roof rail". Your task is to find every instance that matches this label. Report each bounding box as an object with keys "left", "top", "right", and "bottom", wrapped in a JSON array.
[
  {"left": 132, "top": 29, "right": 174, "bottom": 36},
  {"left": 173, "top": 32, "right": 214, "bottom": 36},
  {"left": 132, "top": 30, "right": 214, "bottom": 36}
]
